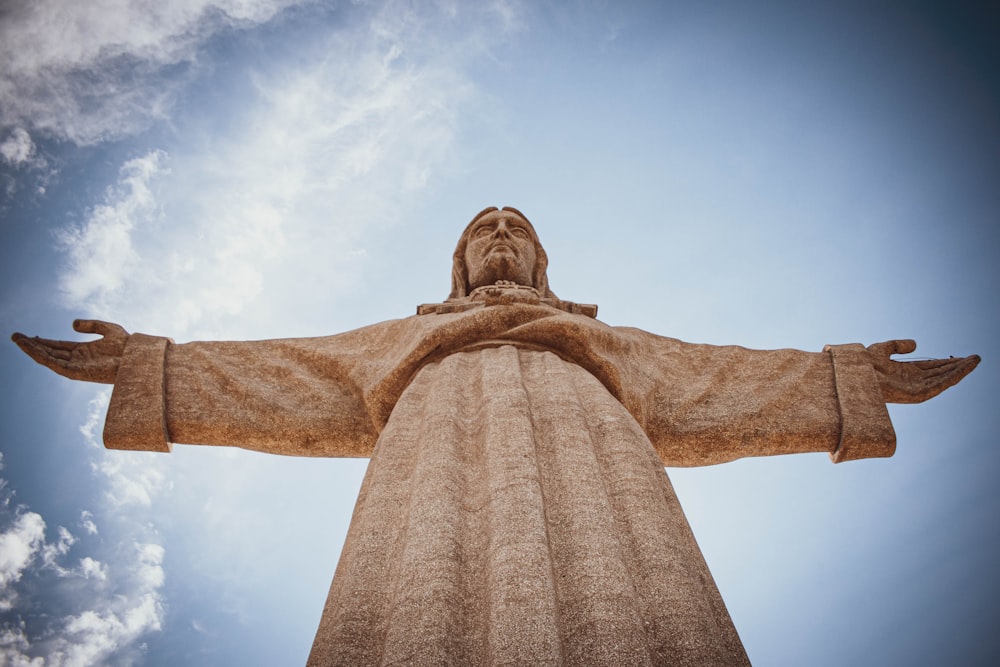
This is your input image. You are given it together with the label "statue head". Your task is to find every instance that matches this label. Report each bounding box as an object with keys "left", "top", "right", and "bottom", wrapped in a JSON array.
[{"left": 449, "top": 207, "right": 556, "bottom": 301}]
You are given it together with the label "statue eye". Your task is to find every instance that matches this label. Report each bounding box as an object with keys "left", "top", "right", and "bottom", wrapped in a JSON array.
[
  {"left": 474, "top": 224, "right": 495, "bottom": 238},
  {"left": 511, "top": 227, "right": 529, "bottom": 239}
]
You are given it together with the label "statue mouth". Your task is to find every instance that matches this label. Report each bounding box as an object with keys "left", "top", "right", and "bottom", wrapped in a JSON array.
[{"left": 487, "top": 242, "right": 515, "bottom": 254}]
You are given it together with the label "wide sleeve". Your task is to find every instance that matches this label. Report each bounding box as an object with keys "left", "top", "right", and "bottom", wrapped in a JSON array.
[
  {"left": 613, "top": 329, "right": 895, "bottom": 467},
  {"left": 102, "top": 328, "right": 388, "bottom": 457}
]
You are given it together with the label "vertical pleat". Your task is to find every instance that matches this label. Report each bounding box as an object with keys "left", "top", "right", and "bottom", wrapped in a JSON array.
[
  {"left": 477, "top": 346, "right": 564, "bottom": 665},
  {"left": 379, "top": 351, "right": 474, "bottom": 665},
  {"left": 307, "top": 346, "right": 453, "bottom": 665},
  {"left": 573, "top": 355, "right": 749, "bottom": 665},
  {"left": 521, "top": 351, "right": 653, "bottom": 665},
  {"left": 309, "top": 346, "right": 749, "bottom": 666}
]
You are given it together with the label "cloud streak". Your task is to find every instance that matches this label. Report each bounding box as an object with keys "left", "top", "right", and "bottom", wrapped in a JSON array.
[
  {"left": 52, "top": 1, "right": 505, "bottom": 339},
  {"left": 57, "top": 151, "right": 168, "bottom": 317},
  {"left": 0, "top": 0, "right": 305, "bottom": 145}
]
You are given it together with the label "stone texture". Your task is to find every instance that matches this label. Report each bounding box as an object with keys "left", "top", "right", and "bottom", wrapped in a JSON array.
[
  {"left": 12, "top": 206, "right": 980, "bottom": 666},
  {"left": 825, "top": 343, "right": 896, "bottom": 462},
  {"left": 101, "top": 302, "right": 890, "bottom": 467},
  {"left": 307, "top": 347, "right": 749, "bottom": 665},
  {"left": 103, "top": 333, "right": 172, "bottom": 452}
]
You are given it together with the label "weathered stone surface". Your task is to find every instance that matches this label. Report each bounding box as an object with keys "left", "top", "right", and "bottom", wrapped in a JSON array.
[
  {"left": 98, "top": 301, "right": 893, "bottom": 466},
  {"left": 11, "top": 205, "right": 980, "bottom": 665},
  {"left": 308, "top": 347, "right": 749, "bottom": 665}
]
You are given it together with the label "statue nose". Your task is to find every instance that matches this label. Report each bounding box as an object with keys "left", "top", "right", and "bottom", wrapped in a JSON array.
[{"left": 494, "top": 220, "right": 513, "bottom": 238}]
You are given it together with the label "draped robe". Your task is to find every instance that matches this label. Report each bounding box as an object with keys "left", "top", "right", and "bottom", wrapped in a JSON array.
[{"left": 100, "top": 302, "right": 895, "bottom": 665}]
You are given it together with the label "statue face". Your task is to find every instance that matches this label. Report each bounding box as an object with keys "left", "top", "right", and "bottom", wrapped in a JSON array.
[{"left": 464, "top": 210, "right": 537, "bottom": 290}]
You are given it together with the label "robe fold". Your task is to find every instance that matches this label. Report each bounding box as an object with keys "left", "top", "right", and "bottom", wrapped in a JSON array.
[{"left": 99, "top": 303, "right": 895, "bottom": 664}]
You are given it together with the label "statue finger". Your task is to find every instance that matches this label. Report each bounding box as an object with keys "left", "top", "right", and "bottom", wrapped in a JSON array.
[
  {"left": 12, "top": 333, "right": 76, "bottom": 352},
  {"left": 918, "top": 355, "right": 980, "bottom": 380},
  {"left": 886, "top": 339, "right": 917, "bottom": 356},
  {"left": 74, "top": 319, "right": 127, "bottom": 338},
  {"left": 908, "top": 356, "right": 980, "bottom": 403},
  {"left": 10, "top": 333, "right": 36, "bottom": 358},
  {"left": 12, "top": 335, "right": 73, "bottom": 368},
  {"left": 911, "top": 358, "right": 961, "bottom": 370},
  {"left": 30, "top": 336, "right": 80, "bottom": 352},
  {"left": 868, "top": 339, "right": 916, "bottom": 360},
  {"left": 948, "top": 354, "right": 980, "bottom": 381}
]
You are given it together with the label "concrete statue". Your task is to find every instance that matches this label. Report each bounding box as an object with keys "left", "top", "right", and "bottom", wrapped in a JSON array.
[{"left": 12, "top": 206, "right": 979, "bottom": 665}]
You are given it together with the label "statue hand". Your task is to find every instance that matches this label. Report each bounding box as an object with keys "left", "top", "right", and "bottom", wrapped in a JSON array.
[
  {"left": 11, "top": 319, "right": 129, "bottom": 384},
  {"left": 866, "top": 339, "right": 980, "bottom": 404}
]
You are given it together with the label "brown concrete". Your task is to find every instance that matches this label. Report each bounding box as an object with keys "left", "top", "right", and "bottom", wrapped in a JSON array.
[
  {"left": 308, "top": 348, "right": 749, "bottom": 665},
  {"left": 11, "top": 206, "right": 980, "bottom": 665}
]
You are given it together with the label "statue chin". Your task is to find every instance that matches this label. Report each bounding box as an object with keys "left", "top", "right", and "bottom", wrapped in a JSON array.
[
  {"left": 467, "top": 260, "right": 533, "bottom": 291},
  {"left": 470, "top": 282, "right": 541, "bottom": 306}
]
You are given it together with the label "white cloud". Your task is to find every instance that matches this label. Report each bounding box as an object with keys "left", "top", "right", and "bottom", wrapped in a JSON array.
[
  {"left": 57, "top": 151, "right": 167, "bottom": 316},
  {"left": 0, "top": 511, "right": 46, "bottom": 611},
  {"left": 0, "top": 128, "right": 37, "bottom": 167},
  {"left": 36, "top": 542, "right": 164, "bottom": 667},
  {"left": 51, "top": 2, "right": 504, "bottom": 340},
  {"left": 78, "top": 392, "right": 111, "bottom": 450},
  {"left": 94, "top": 454, "right": 170, "bottom": 509},
  {"left": 0, "top": 396, "right": 167, "bottom": 664},
  {"left": 0, "top": 127, "right": 50, "bottom": 202},
  {"left": 78, "top": 557, "right": 108, "bottom": 582},
  {"left": 39, "top": 526, "right": 78, "bottom": 576},
  {"left": 0, "top": 624, "right": 44, "bottom": 667},
  {"left": 79, "top": 512, "right": 98, "bottom": 537},
  {"left": 0, "top": 467, "right": 166, "bottom": 665},
  {"left": 76, "top": 390, "right": 172, "bottom": 509},
  {"left": 0, "top": 0, "right": 307, "bottom": 144}
]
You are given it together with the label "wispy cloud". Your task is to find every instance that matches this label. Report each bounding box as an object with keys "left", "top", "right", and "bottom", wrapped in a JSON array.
[
  {"left": 0, "top": 0, "right": 305, "bottom": 145},
  {"left": 79, "top": 391, "right": 171, "bottom": 509},
  {"left": 78, "top": 512, "right": 98, "bottom": 537},
  {"left": 77, "top": 557, "right": 107, "bottom": 582},
  {"left": 0, "top": 126, "right": 53, "bottom": 203},
  {"left": 51, "top": 542, "right": 164, "bottom": 666},
  {"left": 0, "top": 394, "right": 169, "bottom": 665},
  {"left": 0, "top": 624, "right": 40, "bottom": 667},
  {"left": 56, "top": 151, "right": 167, "bottom": 317},
  {"left": 0, "top": 459, "right": 166, "bottom": 665},
  {"left": 0, "top": 510, "right": 46, "bottom": 612},
  {"left": 0, "top": 456, "right": 44, "bottom": 614},
  {"left": 52, "top": 2, "right": 510, "bottom": 339},
  {"left": 38, "top": 526, "right": 77, "bottom": 576},
  {"left": 0, "top": 129, "right": 40, "bottom": 169}
]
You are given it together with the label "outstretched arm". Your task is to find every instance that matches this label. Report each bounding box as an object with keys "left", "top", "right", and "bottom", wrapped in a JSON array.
[
  {"left": 866, "top": 339, "right": 980, "bottom": 404},
  {"left": 11, "top": 320, "right": 128, "bottom": 384},
  {"left": 11, "top": 319, "right": 382, "bottom": 457},
  {"left": 612, "top": 326, "right": 980, "bottom": 466}
]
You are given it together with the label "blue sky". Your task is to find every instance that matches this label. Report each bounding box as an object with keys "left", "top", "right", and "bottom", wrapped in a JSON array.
[{"left": 1, "top": 1, "right": 997, "bottom": 664}]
